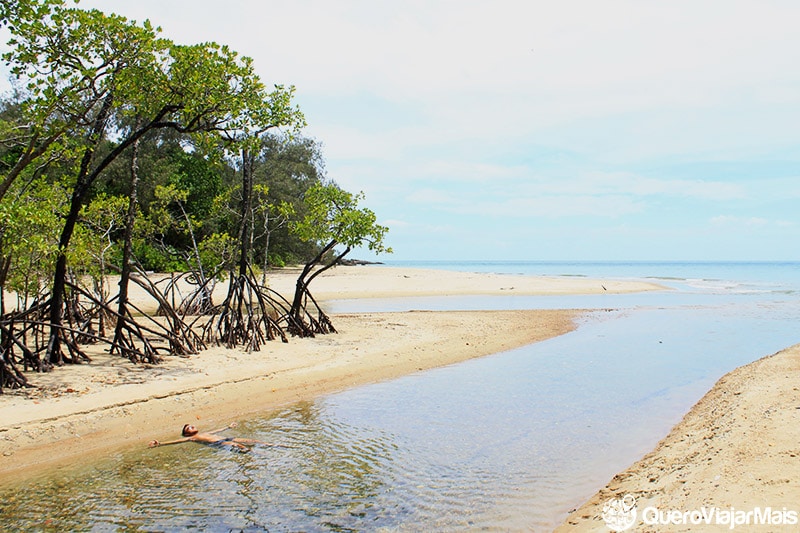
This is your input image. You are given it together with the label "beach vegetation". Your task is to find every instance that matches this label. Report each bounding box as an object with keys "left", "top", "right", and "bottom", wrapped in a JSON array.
[
  {"left": 0, "top": 0, "right": 389, "bottom": 392},
  {"left": 288, "top": 182, "right": 391, "bottom": 337}
]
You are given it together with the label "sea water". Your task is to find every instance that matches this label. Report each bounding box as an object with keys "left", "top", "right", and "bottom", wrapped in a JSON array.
[{"left": 3, "top": 261, "right": 800, "bottom": 531}]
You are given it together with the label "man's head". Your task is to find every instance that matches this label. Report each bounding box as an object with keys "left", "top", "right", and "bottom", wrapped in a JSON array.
[{"left": 182, "top": 424, "right": 198, "bottom": 437}]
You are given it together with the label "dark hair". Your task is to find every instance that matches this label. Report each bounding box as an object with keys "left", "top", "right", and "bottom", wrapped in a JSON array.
[{"left": 182, "top": 424, "right": 192, "bottom": 436}]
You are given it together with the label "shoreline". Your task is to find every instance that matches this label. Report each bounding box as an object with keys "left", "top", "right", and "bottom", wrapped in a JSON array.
[
  {"left": 1, "top": 266, "right": 661, "bottom": 479},
  {"left": 557, "top": 343, "right": 800, "bottom": 531}
]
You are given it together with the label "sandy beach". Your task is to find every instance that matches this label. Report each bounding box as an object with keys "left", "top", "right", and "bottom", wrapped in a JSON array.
[
  {"left": 558, "top": 343, "right": 800, "bottom": 532},
  {"left": 0, "top": 266, "right": 661, "bottom": 480}
]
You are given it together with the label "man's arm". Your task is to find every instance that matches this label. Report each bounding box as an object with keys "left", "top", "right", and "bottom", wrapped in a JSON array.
[
  {"left": 208, "top": 421, "right": 238, "bottom": 434},
  {"left": 149, "top": 437, "right": 191, "bottom": 447}
]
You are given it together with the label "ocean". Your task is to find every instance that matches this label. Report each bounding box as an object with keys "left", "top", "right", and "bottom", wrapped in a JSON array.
[{"left": 383, "top": 259, "right": 800, "bottom": 291}]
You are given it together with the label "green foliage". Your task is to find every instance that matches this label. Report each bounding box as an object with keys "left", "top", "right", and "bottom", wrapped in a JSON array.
[
  {"left": 0, "top": 1, "right": 389, "bottom": 293},
  {"left": 0, "top": 177, "right": 66, "bottom": 298},
  {"left": 132, "top": 239, "right": 186, "bottom": 273},
  {"left": 151, "top": 184, "right": 190, "bottom": 227},
  {"left": 267, "top": 254, "right": 286, "bottom": 268},
  {"left": 198, "top": 232, "right": 236, "bottom": 277},
  {"left": 168, "top": 149, "right": 223, "bottom": 220},
  {"left": 0, "top": 2, "right": 166, "bottom": 199},
  {"left": 80, "top": 193, "right": 128, "bottom": 239},
  {"left": 293, "top": 182, "right": 391, "bottom": 255},
  {"left": 76, "top": 192, "right": 127, "bottom": 277},
  {"left": 147, "top": 183, "right": 199, "bottom": 261}
]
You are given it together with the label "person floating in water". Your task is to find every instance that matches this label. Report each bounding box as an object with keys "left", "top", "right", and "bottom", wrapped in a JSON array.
[{"left": 148, "top": 422, "right": 277, "bottom": 451}]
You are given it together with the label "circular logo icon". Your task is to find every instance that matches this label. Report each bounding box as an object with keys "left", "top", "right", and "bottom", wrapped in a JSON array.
[{"left": 602, "top": 494, "right": 637, "bottom": 531}]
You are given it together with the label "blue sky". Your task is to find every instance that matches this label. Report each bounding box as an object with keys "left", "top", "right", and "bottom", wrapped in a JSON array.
[{"left": 26, "top": 2, "right": 800, "bottom": 260}]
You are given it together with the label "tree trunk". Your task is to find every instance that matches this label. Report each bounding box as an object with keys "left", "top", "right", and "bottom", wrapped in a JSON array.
[
  {"left": 261, "top": 219, "right": 270, "bottom": 287},
  {"left": 48, "top": 182, "right": 94, "bottom": 364},
  {"left": 290, "top": 244, "right": 328, "bottom": 324},
  {"left": 175, "top": 200, "right": 213, "bottom": 313},
  {"left": 45, "top": 98, "right": 179, "bottom": 364},
  {"left": 46, "top": 93, "right": 114, "bottom": 364},
  {"left": 289, "top": 240, "right": 347, "bottom": 335},
  {"left": 0, "top": 248, "right": 10, "bottom": 316},
  {"left": 114, "top": 131, "right": 141, "bottom": 350},
  {"left": 237, "top": 147, "right": 254, "bottom": 278}
]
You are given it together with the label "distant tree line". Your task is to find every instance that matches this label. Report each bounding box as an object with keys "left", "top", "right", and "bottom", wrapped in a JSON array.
[{"left": 0, "top": 0, "right": 390, "bottom": 391}]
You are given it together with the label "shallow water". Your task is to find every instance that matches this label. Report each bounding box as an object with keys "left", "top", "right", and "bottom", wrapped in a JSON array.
[{"left": 3, "top": 263, "right": 800, "bottom": 531}]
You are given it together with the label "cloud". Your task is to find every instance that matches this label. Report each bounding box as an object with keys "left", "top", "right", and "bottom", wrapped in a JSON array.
[
  {"left": 406, "top": 186, "right": 645, "bottom": 219},
  {"left": 61, "top": 1, "right": 800, "bottom": 178},
  {"left": 710, "top": 215, "right": 795, "bottom": 228},
  {"left": 382, "top": 218, "right": 412, "bottom": 229},
  {"left": 401, "top": 168, "right": 746, "bottom": 213},
  {"left": 47, "top": 0, "right": 800, "bottom": 260},
  {"left": 77, "top": 1, "right": 800, "bottom": 132},
  {"left": 577, "top": 172, "right": 747, "bottom": 200}
]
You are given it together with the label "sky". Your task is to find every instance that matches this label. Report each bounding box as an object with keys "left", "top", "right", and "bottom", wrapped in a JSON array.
[{"left": 13, "top": 1, "right": 800, "bottom": 261}]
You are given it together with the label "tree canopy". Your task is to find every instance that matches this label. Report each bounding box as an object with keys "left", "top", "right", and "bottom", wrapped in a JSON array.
[{"left": 0, "top": 0, "right": 391, "bottom": 392}]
